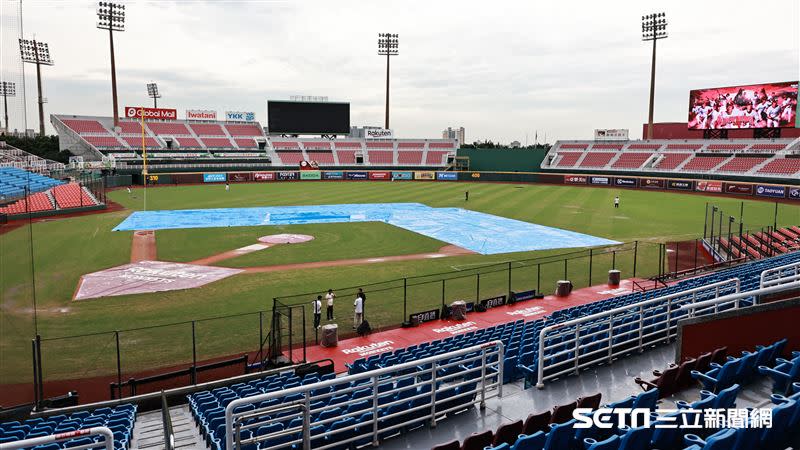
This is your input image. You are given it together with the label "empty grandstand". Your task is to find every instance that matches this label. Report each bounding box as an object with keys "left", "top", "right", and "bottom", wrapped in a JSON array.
[
  {"left": 542, "top": 139, "right": 800, "bottom": 180},
  {"left": 51, "top": 115, "right": 457, "bottom": 172}
]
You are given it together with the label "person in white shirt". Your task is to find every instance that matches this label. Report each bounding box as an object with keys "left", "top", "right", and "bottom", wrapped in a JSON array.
[
  {"left": 353, "top": 295, "right": 364, "bottom": 329},
  {"left": 614, "top": 195, "right": 620, "bottom": 209},
  {"left": 325, "top": 289, "right": 335, "bottom": 320},
  {"left": 126, "top": 187, "right": 132, "bottom": 195},
  {"left": 225, "top": 182, "right": 230, "bottom": 192},
  {"left": 312, "top": 295, "right": 322, "bottom": 330}
]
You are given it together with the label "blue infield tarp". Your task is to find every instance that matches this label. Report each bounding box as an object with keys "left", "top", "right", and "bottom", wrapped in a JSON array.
[{"left": 113, "top": 203, "right": 620, "bottom": 255}]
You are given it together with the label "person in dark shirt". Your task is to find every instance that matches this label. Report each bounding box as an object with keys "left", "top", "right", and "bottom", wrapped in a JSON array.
[{"left": 465, "top": 191, "right": 469, "bottom": 201}]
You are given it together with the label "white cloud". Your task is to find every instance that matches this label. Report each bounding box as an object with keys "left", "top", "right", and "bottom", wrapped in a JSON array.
[{"left": 1, "top": 0, "right": 798, "bottom": 142}]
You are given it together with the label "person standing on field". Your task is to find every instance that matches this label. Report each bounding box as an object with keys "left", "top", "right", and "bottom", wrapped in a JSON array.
[
  {"left": 353, "top": 294, "right": 364, "bottom": 329},
  {"left": 225, "top": 182, "right": 230, "bottom": 192},
  {"left": 614, "top": 195, "right": 620, "bottom": 209},
  {"left": 465, "top": 191, "right": 469, "bottom": 201},
  {"left": 326, "top": 289, "right": 335, "bottom": 320},
  {"left": 312, "top": 295, "right": 322, "bottom": 329},
  {"left": 357, "top": 288, "right": 367, "bottom": 318}
]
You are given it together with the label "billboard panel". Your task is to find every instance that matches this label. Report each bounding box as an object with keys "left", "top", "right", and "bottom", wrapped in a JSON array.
[
  {"left": 695, "top": 181, "right": 723, "bottom": 193},
  {"left": 688, "top": 81, "right": 798, "bottom": 129},
  {"left": 225, "top": 111, "right": 256, "bottom": 122},
  {"left": 125, "top": 106, "right": 177, "bottom": 120},
  {"left": 186, "top": 109, "right": 217, "bottom": 121},
  {"left": 267, "top": 101, "right": 350, "bottom": 135},
  {"left": 594, "top": 129, "right": 629, "bottom": 140},
  {"left": 755, "top": 185, "right": 786, "bottom": 198}
]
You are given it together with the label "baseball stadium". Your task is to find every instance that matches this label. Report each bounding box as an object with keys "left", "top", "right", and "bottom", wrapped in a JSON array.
[{"left": 1, "top": 2, "right": 800, "bottom": 450}]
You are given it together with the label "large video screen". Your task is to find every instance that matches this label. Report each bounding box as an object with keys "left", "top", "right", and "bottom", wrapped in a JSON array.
[
  {"left": 267, "top": 101, "right": 350, "bottom": 135},
  {"left": 688, "top": 81, "right": 798, "bottom": 129}
]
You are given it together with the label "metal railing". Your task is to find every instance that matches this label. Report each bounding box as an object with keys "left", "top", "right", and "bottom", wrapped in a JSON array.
[
  {"left": 680, "top": 281, "right": 800, "bottom": 315},
  {"left": 224, "top": 341, "right": 504, "bottom": 450},
  {"left": 161, "top": 391, "right": 176, "bottom": 450},
  {"left": 535, "top": 278, "right": 741, "bottom": 388},
  {"left": 760, "top": 261, "right": 800, "bottom": 289},
  {"left": 0, "top": 427, "right": 114, "bottom": 450}
]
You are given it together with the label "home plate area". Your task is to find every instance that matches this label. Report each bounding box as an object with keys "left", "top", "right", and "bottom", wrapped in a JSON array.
[{"left": 74, "top": 261, "right": 243, "bottom": 300}]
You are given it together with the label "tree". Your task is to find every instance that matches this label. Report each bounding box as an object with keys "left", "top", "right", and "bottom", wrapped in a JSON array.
[{"left": 0, "top": 134, "right": 68, "bottom": 163}]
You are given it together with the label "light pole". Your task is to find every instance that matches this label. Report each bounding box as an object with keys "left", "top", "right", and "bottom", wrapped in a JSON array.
[
  {"left": 147, "top": 83, "right": 161, "bottom": 108},
  {"left": 641, "top": 12, "right": 668, "bottom": 140},
  {"left": 0, "top": 81, "right": 15, "bottom": 133},
  {"left": 97, "top": 2, "right": 125, "bottom": 129},
  {"left": 377, "top": 33, "right": 399, "bottom": 130},
  {"left": 19, "top": 39, "right": 53, "bottom": 137}
]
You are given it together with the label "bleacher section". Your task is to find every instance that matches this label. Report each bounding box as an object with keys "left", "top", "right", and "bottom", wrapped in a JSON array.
[
  {"left": 0, "top": 404, "right": 136, "bottom": 449},
  {"left": 0, "top": 167, "right": 63, "bottom": 198},
  {"left": 345, "top": 251, "right": 800, "bottom": 390},
  {"left": 543, "top": 139, "right": 800, "bottom": 179},
  {"left": 53, "top": 115, "right": 456, "bottom": 170},
  {"left": 715, "top": 227, "right": 800, "bottom": 261}
]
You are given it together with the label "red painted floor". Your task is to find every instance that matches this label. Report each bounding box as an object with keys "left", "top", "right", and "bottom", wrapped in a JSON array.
[{"left": 302, "top": 278, "right": 654, "bottom": 372}]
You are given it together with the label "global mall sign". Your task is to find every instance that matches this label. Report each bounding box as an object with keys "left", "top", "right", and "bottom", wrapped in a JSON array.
[{"left": 124, "top": 106, "right": 177, "bottom": 120}]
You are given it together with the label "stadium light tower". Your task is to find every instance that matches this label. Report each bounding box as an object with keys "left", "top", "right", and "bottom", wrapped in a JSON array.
[
  {"left": 0, "top": 81, "right": 15, "bottom": 133},
  {"left": 19, "top": 39, "right": 53, "bottom": 137},
  {"left": 377, "top": 33, "right": 399, "bottom": 129},
  {"left": 642, "top": 12, "right": 668, "bottom": 140},
  {"left": 147, "top": 83, "right": 161, "bottom": 108},
  {"left": 97, "top": 2, "right": 125, "bottom": 129}
]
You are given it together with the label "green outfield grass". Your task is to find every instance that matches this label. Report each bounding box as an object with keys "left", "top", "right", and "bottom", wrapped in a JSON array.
[{"left": 1, "top": 181, "right": 798, "bottom": 386}]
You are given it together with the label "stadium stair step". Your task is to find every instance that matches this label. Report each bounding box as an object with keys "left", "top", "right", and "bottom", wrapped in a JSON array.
[{"left": 130, "top": 404, "right": 209, "bottom": 450}]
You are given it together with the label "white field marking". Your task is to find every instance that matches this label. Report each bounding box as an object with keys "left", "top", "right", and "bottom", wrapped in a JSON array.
[
  {"left": 665, "top": 249, "right": 675, "bottom": 253},
  {"left": 366, "top": 258, "right": 386, "bottom": 262},
  {"left": 427, "top": 254, "right": 448, "bottom": 258},
  {"left": 234, "top": 243, "right": 271, "bottom": 254},
  {"left": 92, "top": 227, "right": 99, "bottom": 238}
]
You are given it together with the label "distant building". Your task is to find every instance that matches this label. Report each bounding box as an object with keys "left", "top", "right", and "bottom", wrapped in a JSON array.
[
  {"left": 442, "top": 127, "right": 465, "bottom": 147},
  {"left": 509, "top": 140, "right": 522, "bottom": 148}
]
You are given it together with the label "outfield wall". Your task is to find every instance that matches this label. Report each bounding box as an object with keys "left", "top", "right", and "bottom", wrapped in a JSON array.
[{"left": 134, "top": 169, "right": 800, "bottom": 202}]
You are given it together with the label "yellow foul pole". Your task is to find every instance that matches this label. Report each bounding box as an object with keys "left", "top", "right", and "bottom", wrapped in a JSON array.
[{"left": 140, "top": 108, "right": 148, "bottom": 211}]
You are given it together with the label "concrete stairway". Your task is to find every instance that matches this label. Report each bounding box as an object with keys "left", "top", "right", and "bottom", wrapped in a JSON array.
[{"left": 130, "top": 405, "right": 208, "bottom": 450}]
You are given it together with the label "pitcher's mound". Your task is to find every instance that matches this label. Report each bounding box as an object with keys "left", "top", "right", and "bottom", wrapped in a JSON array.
[{"left": 258, "top": 234, "right": 314, "bottom": 244}]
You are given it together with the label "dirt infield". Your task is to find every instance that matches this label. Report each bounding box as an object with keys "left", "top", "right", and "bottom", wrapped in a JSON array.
[
  {"left": 130, "top": 230, "right": 157, "bottom": 262},
  {"left": 236, "top": 244, "right": 474, "bottom": 273}
]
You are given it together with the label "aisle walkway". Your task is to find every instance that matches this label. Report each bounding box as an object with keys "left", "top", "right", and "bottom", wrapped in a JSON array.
[{"left": 303, "top": 278, "right": 659, "bottom": 372}]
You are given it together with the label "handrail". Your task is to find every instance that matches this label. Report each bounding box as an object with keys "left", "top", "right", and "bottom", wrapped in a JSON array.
[
  {"left": 680, "top": 280, "right": 800, "bottom": 314},
  {"left": 161, "top": 391, "right": 175, "bottom": 450},
  {"left": 224, "top": 340, "right": 504, "bottom": 450},
  {"left": 0, "top": 427, "right": 115, "bottom": 450},
  {"left": 535, "top": 278, "right": 740, "bottom": 388},
  {"left": 760, "top": 261, "right": 800, "bottom": 288}
]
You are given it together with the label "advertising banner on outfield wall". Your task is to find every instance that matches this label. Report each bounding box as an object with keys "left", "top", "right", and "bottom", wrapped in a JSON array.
[
  {"left": 724, "top": 183, "right": 754, "bottom": 195},
  {"left": 203, "top": 173, "right": 226, "bottom": 183},
  {"left": 369, "top": 171, "right": 391, "bottom": 180},
  {"left": 391, "top": 171, "right": 413, "bottom": 180},
  {"left": 564, "top": 175, "right": 588, "bottom": 184},
  {"left": 415, "top": 171, "right": 435, "bottom": 180},
  {"left": 789, "top": 187, "right": 800, "bottom": 200},
  {"left": 346, "top": 171, "right": 368, "bottom": 180},
  {"left": 614, "top": 177, "right": 638, "bottom": 187},
  {"left": 641, "top": 178, "right": 666, "bottom": 189},
  {"left": 253, "top": 172, "right": 275, "bottom": 181},
  {"left": 755, "top": 185, "right": 786, "bottom": 198},
  {"left": 300, "top": 171, "right": 321, "bottom": 180},
  {"left": 469, "top": 172, "right": 481, "bottom": 179},
  {"left": 277, "top": 171, "right": 299, "bottom": 181},
  {"left": 480, "top": 295, "right": 507, "bottom": 310},
  {"left": 228, "top": 172, "right": 251, "bottom": 182},
  {"left": 695, "top": 181, "right": 723, "bottom": 193},
  {"left": 436, "top": 172, "right": 458, "bottom": 181},
  {"left": 667, "top": 180, "right": 693, "bottom": 191},
  {"left": 589, "top": 176, "right": 610, "bottom": 185},
  {"left": 322, "top": 171, "right": 344, "bottom": 180}
]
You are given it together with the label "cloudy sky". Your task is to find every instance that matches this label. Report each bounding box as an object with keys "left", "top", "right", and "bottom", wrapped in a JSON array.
[{"left": 1, "top": 0, "right": 798, "bottom": 142}]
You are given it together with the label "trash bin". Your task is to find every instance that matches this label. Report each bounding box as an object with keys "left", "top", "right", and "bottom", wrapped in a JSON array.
[
  {"left": 321, "top": 324, "right": 338, "bottom": 348},
  {"left": 450, "top": 301, "right": 467, "bottom": 320},
  {"left": 608, "top": 270, "right": 621, "bottom": 286},
  {"left": 556, "top": 280, "right": 572, "bottom": 297}
]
